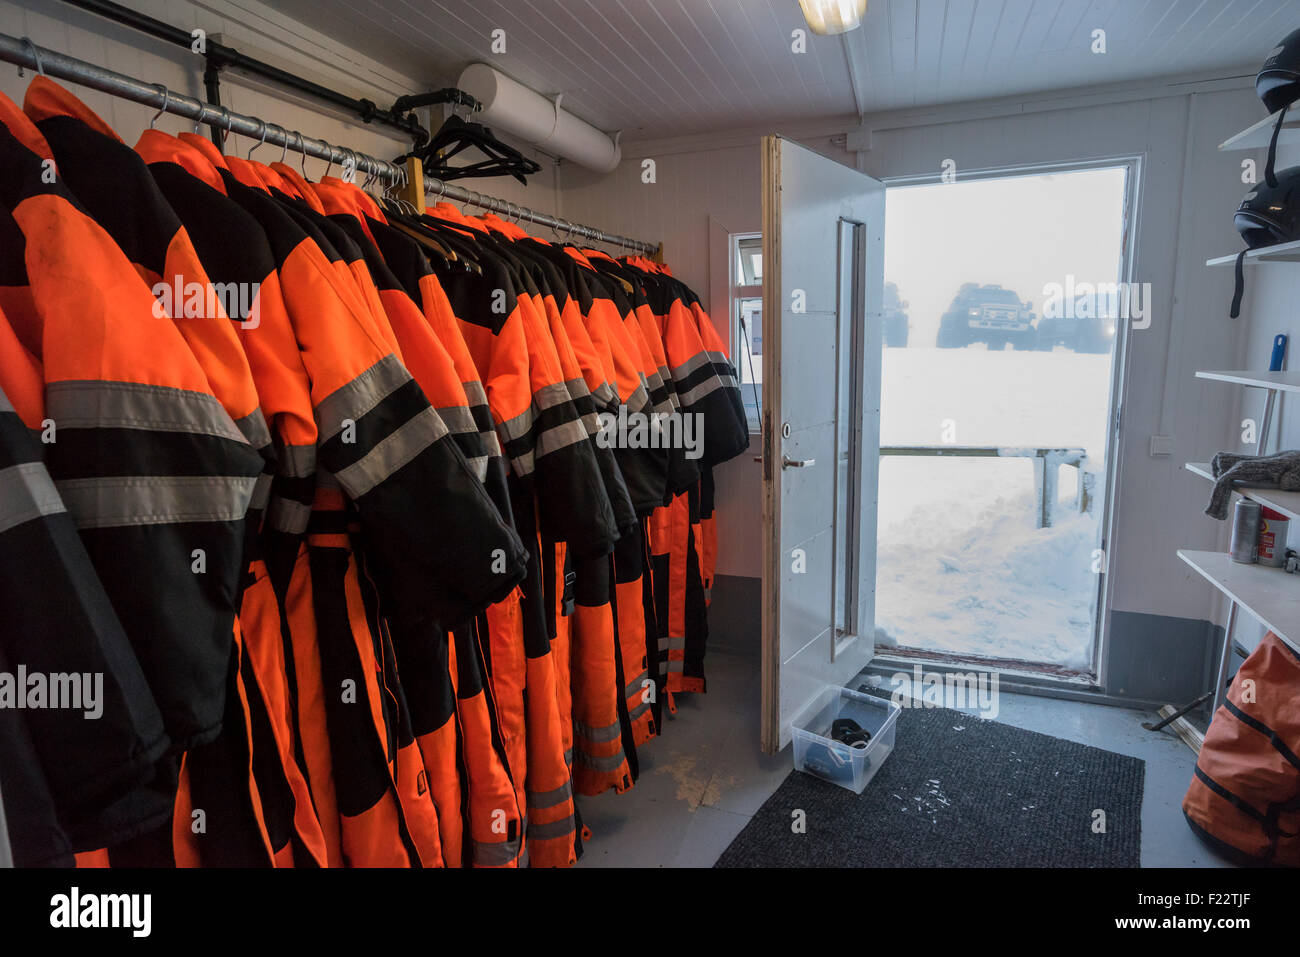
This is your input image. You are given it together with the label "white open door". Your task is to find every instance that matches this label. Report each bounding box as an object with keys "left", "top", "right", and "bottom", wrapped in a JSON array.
[{"left": 760, "top": 136, "right": 884, "bottom": 754}]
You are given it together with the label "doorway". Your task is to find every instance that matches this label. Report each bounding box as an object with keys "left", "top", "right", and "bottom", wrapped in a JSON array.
[{"left": 874, "top": 162, "right": 1136, "bottom": 678}]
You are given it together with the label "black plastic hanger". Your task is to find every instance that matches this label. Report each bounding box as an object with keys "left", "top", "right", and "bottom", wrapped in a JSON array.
[{"left": 407, "top": 114, "right": 542, "bottom": 185}]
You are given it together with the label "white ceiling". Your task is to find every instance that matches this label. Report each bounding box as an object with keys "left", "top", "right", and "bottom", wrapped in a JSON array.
[{"left": 270, "top": 0, "right": 1297, "bottom": 140}]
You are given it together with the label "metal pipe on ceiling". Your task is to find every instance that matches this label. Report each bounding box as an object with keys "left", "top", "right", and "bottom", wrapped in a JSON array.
[{"left": 53, "top": 0, "right": 428, "bottom": 144}]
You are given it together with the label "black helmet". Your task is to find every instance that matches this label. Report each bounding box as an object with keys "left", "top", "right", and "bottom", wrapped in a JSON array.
[
  {"left": 1258, "top": 29, "right": 1300, "bottom": 113},
  {"left": 1230, "top": 166, "right": 1300, "bottom": 317},
  {"left": 1256, "top": 29, "right": 1300, "bottom": 187}
]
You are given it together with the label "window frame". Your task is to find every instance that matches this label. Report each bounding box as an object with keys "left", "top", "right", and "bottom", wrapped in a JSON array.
[{"left": 731, "top": 230, "right": 763, "bottom": 434}]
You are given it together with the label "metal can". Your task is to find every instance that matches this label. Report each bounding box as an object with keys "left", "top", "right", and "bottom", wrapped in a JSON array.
[
  {"left": 1230, "top": 499, "right": 1262, "bottom": 564},
  {"left": 1257, "top": 507, "right": 1290, "bottom": 567}
]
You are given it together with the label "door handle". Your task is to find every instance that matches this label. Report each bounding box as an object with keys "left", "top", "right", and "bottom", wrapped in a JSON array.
[{"left": 782, "top": 455, "right": 816, "bottom": 469}]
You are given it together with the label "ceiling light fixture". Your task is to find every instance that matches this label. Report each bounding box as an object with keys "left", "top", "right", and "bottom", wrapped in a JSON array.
[{"left": 798, "top": 0, "right": 869, "bottom": 36}]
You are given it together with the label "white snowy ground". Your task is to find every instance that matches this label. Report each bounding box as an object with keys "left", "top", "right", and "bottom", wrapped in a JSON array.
[{"left": 874, "top": 346, "right": 1114, "bottom": 670}]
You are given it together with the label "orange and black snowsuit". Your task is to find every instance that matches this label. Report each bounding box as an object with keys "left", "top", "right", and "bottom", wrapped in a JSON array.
[
  {"left": 25, "top": 80, "right": 294, "bottom": 868},
  {"left": 134, "top": 130, "right": 332, "bottom": 868},
  {"left": 0, "top": 93, "right": 265, "bottom": 859},
  {"left": 0, "top": 306, "right": 168, "bottom": 865}
]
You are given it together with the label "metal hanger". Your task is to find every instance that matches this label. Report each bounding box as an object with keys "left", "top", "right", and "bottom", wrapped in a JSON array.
[
  {"left": 17, "top": 37, "right": 45, "bottom": 78},
  {"left": 149, "top": 84, "right": 170, "bottom": 129},
  {"left": 296, "top": 132, "right": 308, "bottom": 177},
  {"left": 246, "top": 120, "right": 267, "bottom": 159}
]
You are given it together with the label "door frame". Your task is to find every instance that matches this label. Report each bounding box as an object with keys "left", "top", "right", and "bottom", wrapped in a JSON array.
[{"left": 877, "top": 154, "right": 1145, "bottom": 687}]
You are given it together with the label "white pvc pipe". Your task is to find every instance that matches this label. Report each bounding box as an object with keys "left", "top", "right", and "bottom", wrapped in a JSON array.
[{"left": 457, "top": 62, "right": 622, "bottom": 174}]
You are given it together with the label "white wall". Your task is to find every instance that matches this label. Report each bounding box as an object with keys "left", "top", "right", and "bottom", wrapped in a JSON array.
[
  {"left": 0, "top": 0, "right": 561, "bottom": 212},
  {"left": 561, "top": 79, "right": 1263, "bottom": 651}
]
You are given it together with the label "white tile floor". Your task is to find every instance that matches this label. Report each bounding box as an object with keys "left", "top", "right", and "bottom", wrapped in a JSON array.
[{"left": 574, "top": 645, "right": 1236, "bottom": 867}]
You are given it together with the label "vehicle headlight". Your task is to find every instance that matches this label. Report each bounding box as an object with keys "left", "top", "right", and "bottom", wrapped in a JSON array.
[{"left": 968, "top": 307, "right": 980, "bottom": 316}]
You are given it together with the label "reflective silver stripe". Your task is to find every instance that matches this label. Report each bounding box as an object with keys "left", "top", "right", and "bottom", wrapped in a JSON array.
[
  {"left": 499, "top": 405, "right": 534, "bottom": 442},
  {"left": 510, "top": 448, "right": 535, "bottom": 479},
  {"left": 527, "top": 816, "right": 576, "bottom": 841},
  {"left": 481, "top": 429, "right": 503, "bottom": 458},
  {"left": 333, "top": 405, "right": 447, "bottom": 499},
  {"left": 665, "top": 660, "right": 684, "bottom": 673},
  {"left": 233, "top": 408, "right": 272, "bottom": 450},
  {"left": 279, "top": 443, "right": 316, "bottom": 479},
  {"left": 55, "top": 474, "right": 258, "bottom": 529},
  {"left": 46, "top": 380, "right": 246, "bottom": 443},
  {"left": 676, "top": 375, "right": 724, "bottom": 408},
  {"left": 658, "top": 636, "right": 684, "bottom": 651},
  {"left": 628, "top": 698, "right": 652, "bottom": 722},
  {"left": 536, "top": 417, "right": 588, "bottom": 458},
  {"left": 315, "top": 355, "right": 410, "bottom": 442},
  {"left": 535, "top": 381, "right": 572, "bottom": 410},
  {"left": 670, "top": 351, "right": 712, "bottom": 382},
  {"left": 573, "top": 749, "right": 627, "bottom": 772},
  {"left": 624, "top": 671, "right": 649, "bottom": 700},
  {"left": 573, "top": 718, "right": 622, "bottom": 743},
  {"left": 707, "top": 350, "right": 734, "bottom": 369},
  {"left": 249, "top": 472, "right": 272, "bottom": 510},
  {"left": 465, "top": 454, "right": 488, "bottom": 482},
  {"left": 565, "top": 377, "right": 592, "bottom": 401},
  {"left": 518, "top": 846, "right": 530, "bottom": 869},
  {"left": 472, "top": 837, "right": 523, "bottom": 866},
  {"left": 626, "top": 384, "right": 651, "bottom": 416},
  {"left": 436, "top": 404, "right": 477, "bottom": 435},
  {"left": 526, "top": 779, "right": 573, "bottom": 811},
  {"left": 579, "top": 410, "right": 601, "bottom": 438},
  {"left": 564, "top": 748, "right": 573, "bottom": 767},
  {"left": 0, "top": 462, "right": 66, "bottom": 534},
  {"left": 269, "top": 497, "right": 311, "bottom": 534},
  {"left": 592, "top": 382, "right": 617, "bottom": 407},
  {"left": 462, "top": 380, "right": 488, "bottom": 407},
  {"left": 0, "top": 385, "right": 13, "bottom": 413}
]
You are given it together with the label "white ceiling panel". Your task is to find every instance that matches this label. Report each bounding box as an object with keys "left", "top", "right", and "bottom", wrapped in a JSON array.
[{"left": 265, "top": 0, "right": 1298, "bottom": 140}]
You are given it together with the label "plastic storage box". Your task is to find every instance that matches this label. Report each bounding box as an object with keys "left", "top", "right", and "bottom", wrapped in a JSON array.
[{"left": 791, "top": 686, "right": 902, "bottom": 793}]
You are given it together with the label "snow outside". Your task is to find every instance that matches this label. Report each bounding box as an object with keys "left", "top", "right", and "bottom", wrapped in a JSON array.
[{"left": 876, "top": 167, "right": 1126, "bottom": 671}]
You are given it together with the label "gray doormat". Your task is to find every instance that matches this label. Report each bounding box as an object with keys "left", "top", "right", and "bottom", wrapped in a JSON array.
[{"left": 716, "top": 703, "right": 1144, "bottom": 867}]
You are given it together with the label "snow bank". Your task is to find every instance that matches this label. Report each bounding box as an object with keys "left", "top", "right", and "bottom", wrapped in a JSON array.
[{"left": 875, "top": 348, "right": 1113, "bottom": 669}]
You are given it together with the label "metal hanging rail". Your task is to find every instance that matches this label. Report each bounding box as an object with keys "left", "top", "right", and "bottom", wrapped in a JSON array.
[
  {"left": 424, "top": 178, "right": 658, "bottom": 254},
  {"left": 0, "top": 33, "right": 402, "bottom": 183},
  {"left": 0, "top": 34, "right": 661, "bottom": 256}
]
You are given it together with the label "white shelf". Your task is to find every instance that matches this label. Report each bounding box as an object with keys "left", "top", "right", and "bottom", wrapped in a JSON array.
[
  {"left": 1219, "top": 109, "right": 1300, "bottom": 151},
  {"left": 1185, "top": 462, "right": 1300, "bottom": 522},
  {"left": 1207, "top": 238, "right": 1300, "bottom": 266},
  {"left": 1195, "top": 369, "right": 1300, "bottom": 393},
  {"left": 1177, "top": 549, "right": 1300, "bottom": 653}
]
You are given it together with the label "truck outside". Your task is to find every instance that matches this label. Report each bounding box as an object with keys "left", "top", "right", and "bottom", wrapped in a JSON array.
[{"left": 935, "top": 283, "right": 1036, "bottom": 350}]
